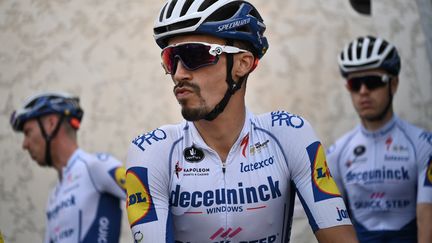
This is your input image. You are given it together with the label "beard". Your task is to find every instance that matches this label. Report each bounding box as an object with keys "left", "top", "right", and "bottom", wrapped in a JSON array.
[{"left": 174, "top": 82, "right": 210, "bottom": 121}]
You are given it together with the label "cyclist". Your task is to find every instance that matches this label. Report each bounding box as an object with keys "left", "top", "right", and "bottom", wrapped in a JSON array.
[
  {"left": 125, "top": 0, "right": 358, "bottom": 242},
  {"left": 10, "top": 91, "right": 126, "bottom": 243},
  {"left": 327, "top": 36, "right": 432, "bottom": 243}
]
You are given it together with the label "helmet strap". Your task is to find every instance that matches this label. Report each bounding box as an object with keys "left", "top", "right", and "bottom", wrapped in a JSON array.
[
  {"left": 204, "top": 40, "right": 247, "bottom": 121},
  {"left": 37, "top": 115, "right": 64, "bottom": 167}
]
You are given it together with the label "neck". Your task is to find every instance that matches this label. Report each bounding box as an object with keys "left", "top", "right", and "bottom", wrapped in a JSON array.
[
  {"left": 194, "top": 101, "right": 246, "bottom": 162},
  {"left": 51, "top": 137, "right": 78, "bottom": 180},
  {"left": 361, "top": 110, "right": 394, "bottom": 131}
]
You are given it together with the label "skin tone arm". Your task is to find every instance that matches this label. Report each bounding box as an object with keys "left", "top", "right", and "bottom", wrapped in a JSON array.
[
  {"left": 417, "top": 203, "right": 432, "bottom": 243},
  {"left": 315, "top": 225, "right": 359, "bottom": 243}
]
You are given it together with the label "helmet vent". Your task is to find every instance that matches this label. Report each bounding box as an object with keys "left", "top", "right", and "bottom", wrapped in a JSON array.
[
  {"left": 206, "top": 2, "right": 239, "bottom": 22},
  {"left": 180, "top": 0, "right": 194, "bottom": 17},
  {"left": 159, "top": 4, "right": 168, "bottom": 22},
  {"left": 166, "top": 0, "right": 178, "bottom": 19},
  {"left": 154, "top": 18, "right": 201, "bottom": 34},
  {"left": 198, "top": 0, "right": 218, "bottom": 12},
  {"left": 378, "top": 41, "right": 388, "bottom": 55}
]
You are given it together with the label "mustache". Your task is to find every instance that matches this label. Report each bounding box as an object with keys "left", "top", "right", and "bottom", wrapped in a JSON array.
[{"left": 173, "top": 82, "right": 201, "bottom": 94}]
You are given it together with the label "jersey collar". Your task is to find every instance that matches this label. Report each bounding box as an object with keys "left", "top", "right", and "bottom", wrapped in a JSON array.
[{"left": 360, "top": 115, "right": 398, "bottom": 138}]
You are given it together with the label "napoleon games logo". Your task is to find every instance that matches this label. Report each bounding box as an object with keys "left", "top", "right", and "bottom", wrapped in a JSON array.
[
  {"left": 307, "top": 142, "right": 341, "bottom": 202},
  {"left": 184, "top": 146, "right": 205, "bottom": 162},
  {"left": 126, "top": 167, "right": 158, "bottom": 227},
  {"left": 425, "top": 156, "right": 432, "bottom": 187}
]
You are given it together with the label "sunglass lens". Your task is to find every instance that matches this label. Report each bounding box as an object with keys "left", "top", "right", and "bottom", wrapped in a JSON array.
[
  {"left": 161, "top": 44, "right": 218, "bottom": 74},
  {"left": 348, "top": 76, "right": 387, "bottom": 92}
]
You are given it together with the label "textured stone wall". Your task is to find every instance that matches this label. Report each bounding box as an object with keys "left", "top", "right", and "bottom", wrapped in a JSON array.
[{"left": 0, "top": 0, "right": 430, "bottom": 242}]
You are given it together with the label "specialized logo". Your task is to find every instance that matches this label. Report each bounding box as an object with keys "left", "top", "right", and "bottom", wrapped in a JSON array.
[
  {"left": 353, "top": 145, "right": 366, "bottom": 156},
  {"left": 271, "top": 111, "right": 304, "bottom": 128},
  {"left": 175, "top": 161, "right": 182, "bottom": 178},
  {"left": 240, "top": 134, "right": 249, "bottom": 157},
  {"left": 126, "top": 167, "right": 157, "bottom": 227},
  {"left": 132, "top": 128, "right": 167, "bottom": 151},
  {"left": 109, "top": 167, "right": 126, "bottom": 191},
  {"left": 217, "top": 18, "right": 251, "bottom": 32},
  {"left": 183, "top": 146, "right": 205, "bottom": 162},
  {"left": 425, "top": 156, "right": 432, "bottom": 186},
  {"left": 307, "top": 142, "right": 341, "bottom": 202},
  {"left": 385, "top": 137, "right": 393, "bottom": 151}
]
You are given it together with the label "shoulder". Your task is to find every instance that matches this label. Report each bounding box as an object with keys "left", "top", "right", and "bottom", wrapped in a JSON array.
[
  {"left": 127, "top": 122, "right": 185, "bottom": 164},
  {"left": 326, "top": 126, "right": 360, "bottom": 158},
  {"left": 396, "top": 118, "right": 431, "bottom": 142},
  {"left": 253, "top": 110, "right": 312, "bottom": 133},
  {"left": 77, "top": 149, "right": 122, "bottom": 168}
]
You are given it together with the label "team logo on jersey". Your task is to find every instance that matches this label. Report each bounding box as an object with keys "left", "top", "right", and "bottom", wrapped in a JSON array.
[
  {"left": 126, "top": 167, "right": 158, "bottom": 227},
  {"left": 184, "top": 146, "right": 205, "bottom": 162},
  {"left": 240, "top": 134, "right": 249, "bottom": 157},
  {"left": 307, "top": 142, "right": 341, "bottom": 202},
  {"left": 425, "top": 156, "right": 432, "bottom": 187},
  {"left": 353, "top": 145, "right": 366, "bottom": 156},
  {"left": 109, "top": 167, "right": 126, "bottom": 191}
]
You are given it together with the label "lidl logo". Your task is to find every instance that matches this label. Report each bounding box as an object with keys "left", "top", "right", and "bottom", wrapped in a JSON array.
[
  {"left": 109, "top": 167, "right": 126, "bottom": 191},
  {"left": 425, "top": 156, "right": 432, "bottom": 187},
  {"left": 126, "top": 167, "right": 157, "bottom": 227},
  {"left": 307, "top": 142, "right": 341, "bottom": 202}
]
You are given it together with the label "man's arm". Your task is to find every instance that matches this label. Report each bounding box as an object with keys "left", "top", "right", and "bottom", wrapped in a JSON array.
[
  {"left": 315, "top": 225, "right": 358, "bottom": 243},
  {"left": 417, "top": 203, "right": 432, "bottom": 243}
]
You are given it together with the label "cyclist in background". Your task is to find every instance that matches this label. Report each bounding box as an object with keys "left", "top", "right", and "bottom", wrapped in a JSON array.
[
  {"left": 10, "top": 91, "right": 126, "bottom": 243},
  {"left": 125, "top": 0, "right": 358, "bottom": 242},
  {"left": 327, "top": 36, "right": 432, "bottom": 243}
]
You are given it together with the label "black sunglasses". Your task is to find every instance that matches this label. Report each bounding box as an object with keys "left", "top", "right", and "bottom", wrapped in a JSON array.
[{"left": 347, "top": 74, "right": 391, "bottom": 92}]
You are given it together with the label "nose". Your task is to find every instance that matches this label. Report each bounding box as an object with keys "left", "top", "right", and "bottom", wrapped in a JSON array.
[
  {"left": 358, "top": 82, "right": 370, "bottom": 94},
  {"left": 173, "top": 60, "right": 193, "bottom": 84}
]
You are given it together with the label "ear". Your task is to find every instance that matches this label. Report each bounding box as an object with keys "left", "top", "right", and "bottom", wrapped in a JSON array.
[
  {"left": 41, "top": 114, "right": 61, "bottom": 134},
  {"left": 233, "top": 52, "right": 256, "bottom": 78}
]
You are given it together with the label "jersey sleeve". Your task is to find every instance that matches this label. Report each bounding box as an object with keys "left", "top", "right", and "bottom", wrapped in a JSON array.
[
  {"left": 87, "top": 153, "right": 126, "bottom": 200},
  {"left": 416, "top": 131, "right": 432, "bottom": 204},
  {"left": 125, "top": 127, "right": 174, "bottom": 243},
  {"left": 273, "top": 113, "right": 352, "bottom": 231},
  {"left": 326, "top": 139, "right": 348, "bottom": 200}
]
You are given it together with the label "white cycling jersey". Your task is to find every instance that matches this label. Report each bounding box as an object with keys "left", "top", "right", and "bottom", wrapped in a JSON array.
[
  {"left": 45, "top": 149, "right": 126, "bottom": 243},
  {"left": 327, "top": 115, "right": 432, "bottom": 242},
  {"left": 126, "top": 110, "right": 352, "bottom": 243}
]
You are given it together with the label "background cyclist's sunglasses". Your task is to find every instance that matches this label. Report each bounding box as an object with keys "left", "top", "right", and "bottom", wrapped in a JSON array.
[
  {"left": 347, "top": 74, "right": 391, "bottom": 92},
  {"left": 161, "top": 42, "right": 248, "bottom": 74}
]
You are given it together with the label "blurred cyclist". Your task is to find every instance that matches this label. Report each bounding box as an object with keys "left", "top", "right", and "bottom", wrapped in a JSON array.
[
  {"left": 327, "top": 36, "right": 432, "bottom": 243},
  {"left": 11, "top": 91, "right": 126, "bottom": 243}
]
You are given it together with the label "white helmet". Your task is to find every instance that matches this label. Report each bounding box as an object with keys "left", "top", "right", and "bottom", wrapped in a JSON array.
[
  {"left": 338, "top": 36, "right": 401, "bottom": 77},
  {"left": 153, "top": 0, "right": 269, "bottom": 59}
]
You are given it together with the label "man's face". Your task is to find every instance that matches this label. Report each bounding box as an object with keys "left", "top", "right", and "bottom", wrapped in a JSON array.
[
  {"left": 22, "top": 119, "right": 46, "bottom": 166},
  {"left": 346, "top": 69, "right": 397, "bottom": 121},
  {"left": 166, "top": 35, "right": 229, "bottom": 121}
]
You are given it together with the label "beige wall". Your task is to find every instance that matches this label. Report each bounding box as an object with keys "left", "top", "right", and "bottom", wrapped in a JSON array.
[{"left": 0, "top": 0, "right": 431, "bottom": 242}]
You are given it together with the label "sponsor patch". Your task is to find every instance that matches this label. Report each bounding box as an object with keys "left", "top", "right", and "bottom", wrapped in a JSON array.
[
  {"left": 307, "top": 142, "right": 341, "bottom": 202},
  {"left": 109, "top": 167, "right": 126, "bottom": 191},
  {"left": 126, "top": 167, "right": 157, "bottom": 227},
  {"left": 183, "top": 146, "right": 205, "bottom": 162},
  {"left": 353, "top": 145, "right": 366, "bottom": 156},
  {"left": 425, "top": 156, "right": 432, "bottom": 187}
]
